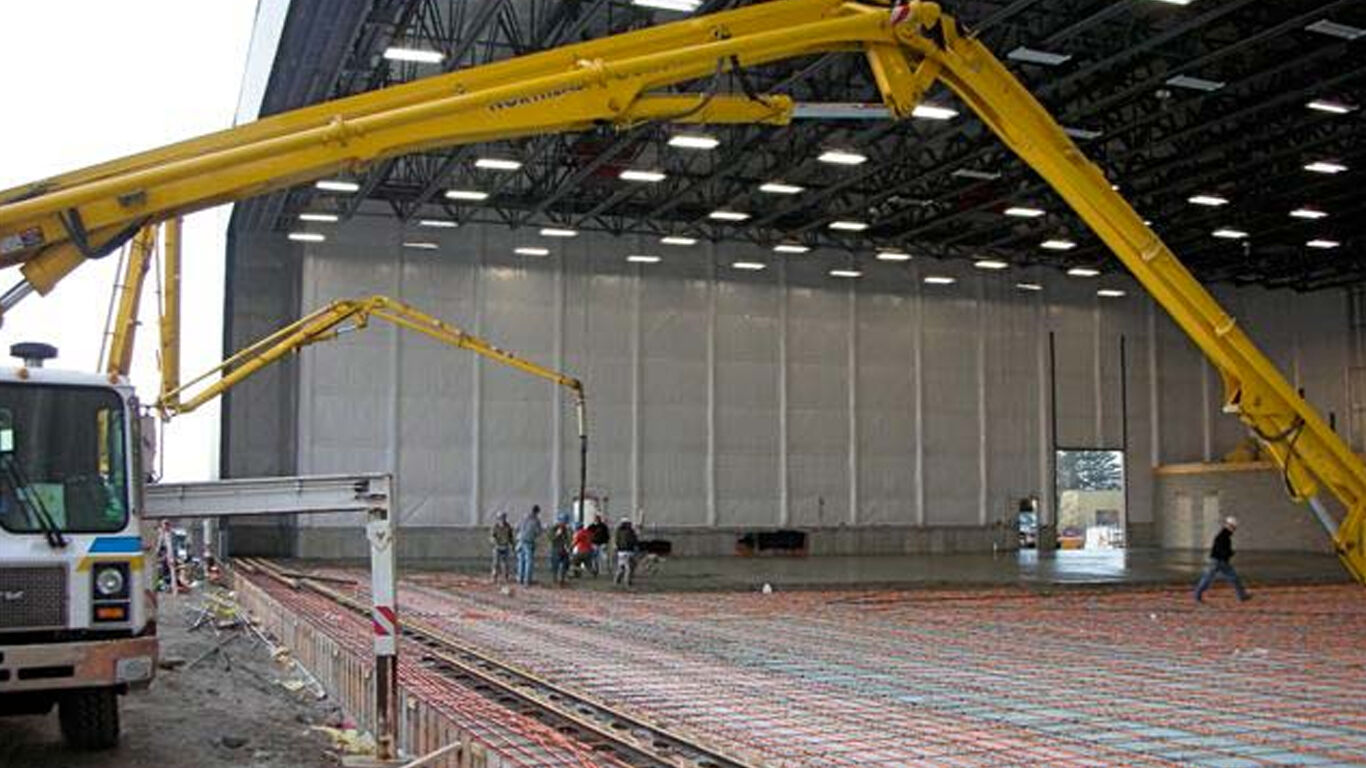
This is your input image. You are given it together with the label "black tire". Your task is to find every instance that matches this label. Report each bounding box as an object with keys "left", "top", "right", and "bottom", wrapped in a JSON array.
[{"left": 58, "top": 687, "right": 120, "bottom": 750}]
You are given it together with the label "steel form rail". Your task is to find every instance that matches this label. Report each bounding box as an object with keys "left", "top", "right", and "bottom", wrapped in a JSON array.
[{"left": 243, "top": 558, "right": 761, "bottom": 768}]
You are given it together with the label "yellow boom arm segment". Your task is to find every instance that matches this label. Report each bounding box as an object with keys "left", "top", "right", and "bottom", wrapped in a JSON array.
[{"left": 1, "top": 0, "right": 1360, "bottom": 579}]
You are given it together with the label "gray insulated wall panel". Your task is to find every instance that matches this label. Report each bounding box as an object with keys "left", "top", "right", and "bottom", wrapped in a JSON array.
[{"left": 257, "top": 216, "right": 1352, "bottom": 548}]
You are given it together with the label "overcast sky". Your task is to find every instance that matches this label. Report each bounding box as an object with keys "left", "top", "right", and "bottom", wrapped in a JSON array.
[{"left": 0, "top": 1, "right": 259, "bottom": 481}]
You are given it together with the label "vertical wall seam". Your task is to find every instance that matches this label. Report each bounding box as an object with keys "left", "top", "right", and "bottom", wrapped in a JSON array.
[
  {"left": 848, "top": 279, "right": 859, "bottom": 525},
  {"left": 389, "top": 235, "right": 404, "bottom": 524},
  {"left": 778, "top": 260, "right": 790, "bottom": 527},
  {"left": 1094, "top": 299, "right": 1104, "bottom": 446},
  {"left": 913, "top": 263, "right": 925, "bottom": 527},
  {"left": 1147, "top": 297, "right": 1160, "bottom": 469},
  {"left": 470, "top": 230, "right": 484, "bottom": 526},
  {"left": 552, "top": 248, "right": 565, "bottom": 513},
  {"left": 706, "top": 254, "right": 718, "bottom": 526},
  {"left": 1037, "top": 298, "right": 1051, "bottom": 527},
  {"left": 631, "top": 262, "right": 642, "bottom": 519},
  {"left": 1201, "top": 360, "right": 1212, "bottom": 462},
  {"left": 977, "top": 277, "right": 988, "bottom": 527}
]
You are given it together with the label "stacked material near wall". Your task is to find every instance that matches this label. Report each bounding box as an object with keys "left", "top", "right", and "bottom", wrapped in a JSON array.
[{"left": 246, "top": 567, "right": 1366, "bottom": 767}]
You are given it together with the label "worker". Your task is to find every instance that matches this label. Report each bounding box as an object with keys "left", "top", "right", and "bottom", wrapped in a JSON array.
[
  {"left": 588, "top": 514, "right": 610, "bottom": 576},
  {"left": 515, "top": 505, "right": 543, "bottom": 586},
  {"left": 548, "top": 519, "right": 572, "bottom": 586},
  {"left": 1194, "top": 516, "right": 1251, "bottom": 602},
  {"left": 489, "top": 512, "right": 514, "bottom": 583},
  {"left": 570, "top": 524, "right": 596, "bottom": 577},
  {"left": 614, "top": 520, "right": 639, "bottom": 587}
]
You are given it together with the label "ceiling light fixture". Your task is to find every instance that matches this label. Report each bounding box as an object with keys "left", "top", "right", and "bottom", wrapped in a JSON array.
[
  {"left": 1305, "top": 19, "right": 1366, "bottom": 40},
  {"left": 1063, "top": 127, "right": 1104, "bottom": 140},
  {"left": 1307, "top": 99, "right": 1358, "bottom": 115},
  {"left": 315, "top": 180, "right": 360, "bottom": 193},
  {"left": 660, "top": 236, "right": 698, "bottom": 246},
  {"left": 1212, "top": 228, "right": 1249, "bottom": 239},
  {"left": 1097, "top": 289, "right": 1127, "bottom": 298},
  {"left": 818, "top": 150, "right": 868, "bottom": 165},
  {"left": 632, "top": 0, "right": 702, "bottom": 10},
  {"left": 829, "top": 220, "right": 869, "bottom": 231},
  {"left": 923, "top": 275, "right": 956, "bottom": 285},
  {"left": 829, "top": 269, "right": 863, "bottom": 278},
  {"left": 952, "top": 169, "right": 1001, "bottom": 181},
  {"left": 445, "top": 189, "right": 488, "bottom": 201},
  {"left": 912, "top": 104, "right": 958, "bottom": 120},
  {"left": 619, "top": 169, "right": 666, "bottom": 182},
  {"left": 298, "top": 213, "right": 339, "bottom": 223},
  {"left": 1290, "top": 208, "right": 1328, "bottom": 220},
  {"left": 1165, "top": 74, "right": 1225, "bottom": 92},
  {"left": 1004, "top": 206, "right": 1045, "bottom": 218},
  {"left": 540, "top": 227, "right": 578, "bottom": 237},
  {"left": 974, "top": 259, "right": 1009, "bottom": 270},
  {"left": 1188, "top": 194, "right": 1230, "bottom": 207},
  {"left": 475, "top": 158, "right": 522, "bottom": 171},
  {"left": 759, "top": 182, "right": 805, "bottom": 195},
  {"left": 774, "top": 244, "right": 810, "bottom": 254},
  {"left": 709, "top": 210, "right": 751, "bottom": 221},
  {"left": 402, "top": 241, "right": 439, "bottom": 250},
  {"left": 1304, "top": 161, "right": 1348, "bottom": 174},
  {"left": 418, "top": 218, "right": 458, "bottom": 228},
  {"left": 1307, "top": 239, "right": 1340, "bottom": 250},
  {"left": 1016, "top": 282, "right": 1043, "bottom": 292},
  {"left": 515, "top": 246, "right": 550, "bottom": 256},
  {"left": 1042, "top": 239, "right": 1077, "bottom": 251},
  {"left": 627, "top": 254, "right": 662, "bottom": 263},
  {"left": 667, "top": 133, "right": 719, "bottom": 150},
  {"left": 1007, "top": 46, "right": 1073, "bottom": 66},
  {"left": 876, "top": 251, "right": 911, "bottom": 262},
  {"left": 1067, "top": 267, "right": 1100, "bottom": 277},
  {"left": 382, "top": 46, "right": 444, "bottom": 64},
  {"left": 288, "top": 232, "right": 325, "bottom": 243},
  {"left": 731, "top": 261, "right": 766, "bottom": 271}
]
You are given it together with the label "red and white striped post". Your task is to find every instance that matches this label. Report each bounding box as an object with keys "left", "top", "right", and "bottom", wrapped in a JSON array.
[{"left": 366, "top": 505, "right": 398, "bottom": 762}]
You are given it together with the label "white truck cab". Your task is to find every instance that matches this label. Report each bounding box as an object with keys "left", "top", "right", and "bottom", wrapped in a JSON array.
[{"left": 0, "top": 343, "right": 156, "bottom": 750}]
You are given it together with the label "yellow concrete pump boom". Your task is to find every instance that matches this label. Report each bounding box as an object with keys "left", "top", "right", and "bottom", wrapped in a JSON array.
[{"left": 0, "top": 0, "right": 1361, "bottom": 580}]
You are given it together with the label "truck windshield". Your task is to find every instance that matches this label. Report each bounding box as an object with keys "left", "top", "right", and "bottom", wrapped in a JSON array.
[{"left": 0, "top": 383, "right": 129, "bottom": 534}]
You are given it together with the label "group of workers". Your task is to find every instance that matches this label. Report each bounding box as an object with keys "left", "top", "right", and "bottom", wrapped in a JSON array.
[{"left": 489, "top": 505, "right": 643, "bottom": 588}]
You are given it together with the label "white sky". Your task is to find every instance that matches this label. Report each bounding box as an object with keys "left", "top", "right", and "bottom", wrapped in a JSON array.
[{"left": 0, "top": 1, "right": 259, "bottom": 481}]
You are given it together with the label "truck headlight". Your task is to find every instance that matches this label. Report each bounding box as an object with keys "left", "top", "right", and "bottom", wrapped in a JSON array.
[{"left": 95, "top": 565, "right": 127, "bottom": 597}]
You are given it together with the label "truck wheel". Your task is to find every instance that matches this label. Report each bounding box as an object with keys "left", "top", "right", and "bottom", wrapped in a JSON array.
[{"left": 58, "top": 688, "right": 120, "bottom": 750}]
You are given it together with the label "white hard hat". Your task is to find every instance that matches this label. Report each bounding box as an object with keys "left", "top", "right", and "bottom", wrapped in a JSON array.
[{"left": 1225, "top": 516, "right": 1238, "bottom": 528}]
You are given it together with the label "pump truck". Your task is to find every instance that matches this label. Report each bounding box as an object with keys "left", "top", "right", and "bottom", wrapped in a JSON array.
[{"left": 3, "top": 0, "right": 1364, "bottom": 750}]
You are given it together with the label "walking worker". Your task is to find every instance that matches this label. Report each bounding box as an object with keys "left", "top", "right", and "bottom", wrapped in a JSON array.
[
  {"left": 614, "top": 519, "right": 640, "bottom": 587},
  {"left": 549, "top": 519, "right": 572, "bottom": 586},
  {"left": 570, "top": 524, "right": 596, "bottom": 576},
  {"left": 516, "top": 505, "right": 544, "bottom": 586},
  {"left": 489, "top": 512, "right": 514, "bottom": 583},
  {"left": 588, "top": 514, "right": 610, "bottom": 575},
  {"left": 1194, "top": 516, "right": 1251, "bottom": 602}
]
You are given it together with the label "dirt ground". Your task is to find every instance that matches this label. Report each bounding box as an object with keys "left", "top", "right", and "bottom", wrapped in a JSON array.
[{"left": 0, "top": 591, "right": 346, "bottom": 768}]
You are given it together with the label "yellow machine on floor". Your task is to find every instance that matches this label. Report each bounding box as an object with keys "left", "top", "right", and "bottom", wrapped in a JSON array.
[{"left": 0, "top": 0, "right": 1361, "bottom": 583}]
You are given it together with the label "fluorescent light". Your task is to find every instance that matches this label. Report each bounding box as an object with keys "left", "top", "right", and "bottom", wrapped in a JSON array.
[
  {"left": 1305, "top": 161, "right": 1348, "bottom": 174},
  {"left": 1016, "top": 282, "right": 1043, "bottom": 292},
  {"left": 1042, "top": 239, "right": 1076, "bottom": 251},
  {"left": 1212, "top": 228, "right": 1249, "bottom": 239},
  {"left": 1004, "top": 206, "right": 1045, "bottom": 218},
  {"left": 515, "top": 246, "right": 550, "bottom": 256},
  {"left": 759, "top": 182, "right": 805, "bottom": 195},
  {"left": 1307, "top": 239, "right": 1340, "bottom": 250},
  {"left": 402, "top": 241, "right": 439, "bottom": 250},
  {"left": 1008, "top": 47, "right": 1072, "bottom": 66},
  {"left": 1149, "top": 0, "right": 1194, "bottom": 5},
  {"left": 1063, "top": 127, "right": 1103, "bottom": 140},
  {"left": 923, "top": 275, "right": 956, "bottom": 285},
  {"left": 315, "top": 180, "right": 359, "bottom": 193},
  {"left": 1305, "top": 19, "right": 1366, "bottom": 40},
  {"left": 627, "top": 254, "right": 662, "bottom": 263},
  {"left": 709, "top": 210, "right": 750, "bottom": 221},
  {"left": 619, "top": 169, "right": 666, "bottom": 183},
  {"left": 288, "top": 232, "right": 325, "bottom": 243},
  {"left": 774, "top": 244, "right": 810, "bottom": 254},
  {"left": 829, "top": 220, "right": 869, "bottom": 232},
  {"left": 1290, "top": 208, "right": 1328, "bottom": 220},
  {"left": 829, "top": 269, "right": 863, "bottom": 278},
  {"left": 660, "top": 236, "right": 697, "bottom": 246},
  {"left": 952, "top": 169, "right": 1001, "bottom": 180},
  {"left": 475, "top": 158, "right": 521, "bottom": 171},
  {"left": 1188, "top": 194, "right": 1229, "bottom": 207},
  {"left": 418, "top": 218, "right": 458, "bottom": 228},
  {"left": 1097, "top": 289, "right": 1127, "bottom": 298},
  {"left": 731, "top": 261, "right": 766, "bottom": 271},
  {"left": 1067, "top": 267, "right": 1100, "bottom": 277},
  {"left": 1165, "top": 74, "right": 1225, "bottom": 92},
  {"left": 298, "top": 213, "right": 339, "bottom": 223},
  {"left": 818, "top": 150, "right": 868, "bottom": 165},
  {"left": 912, "top": 104, "right": 958, "bottom": 120},
  {"left": 974, "top": 259, "right": 1009, "bottom": 270},
  {"left": 445, "top": 189, "right": 488, "bottom": 201},
  {"left": 876, "top": 251, "right": 911, "bottom": 262},
  {"left": 383, "top": 47, "right": 444, "bottom": 64},
  {"left": 668, "top": 133, "right": 719, "bottom": 150},
  {"left": 540, "top": 227, "right": 578, "bottom": 237},
  {"left": 1307, "top": 99, "right": 1357, "bottom": 115},
  {"left": 632, "top": 0, "right": 702, "bottom": 11}
]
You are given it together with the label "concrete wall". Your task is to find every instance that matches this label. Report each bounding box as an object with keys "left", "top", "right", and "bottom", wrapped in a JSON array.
[
  {"left": 223, "top": 214, "right": 1353, "bottom": 558},
  {"left": 1155, "top": 464, "right": 1335, "bottom": 553}
]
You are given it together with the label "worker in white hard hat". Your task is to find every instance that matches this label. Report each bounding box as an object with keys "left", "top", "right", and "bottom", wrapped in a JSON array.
[{"left": 1194, "top": 515, "right": 1251, "bottom": 603}]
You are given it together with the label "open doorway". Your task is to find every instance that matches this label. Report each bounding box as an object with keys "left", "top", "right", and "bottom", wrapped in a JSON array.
[{"left": 1055, "top": 449, "right": 1126, "bottom": 550}]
